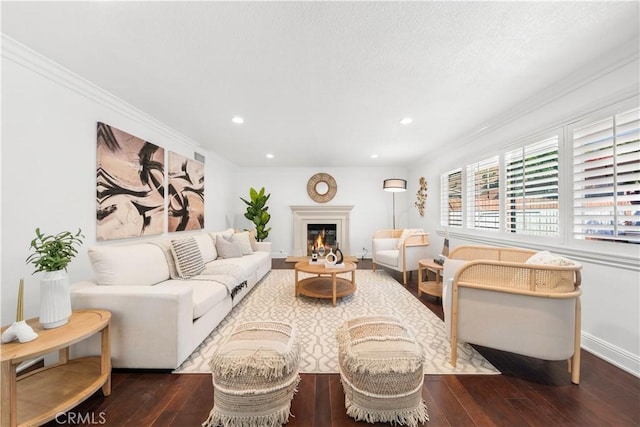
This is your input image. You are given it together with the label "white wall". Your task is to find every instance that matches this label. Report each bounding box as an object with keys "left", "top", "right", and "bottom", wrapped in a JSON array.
[
  {"left": 1, "top": 38, "right": 237, "bottom": 326},
  {"left": 3, "top": 35, "right": 638, "bottom": 377},
  {"left": 232, "top": 166, "right": 410, "bottom": 258},
  {"left": 406, "top": 55, "right": 640, "bottom": 376}
]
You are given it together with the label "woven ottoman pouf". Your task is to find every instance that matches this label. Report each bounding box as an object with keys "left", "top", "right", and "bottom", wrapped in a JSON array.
[
  {"left": 203, "top": 321, "right": 300, "bottom": 427},
  {"left": 337, "top": 315, "right": 429, "bottom": 427}
]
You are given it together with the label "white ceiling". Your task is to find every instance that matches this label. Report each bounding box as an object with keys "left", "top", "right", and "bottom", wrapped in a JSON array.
[{"left": 2, "top": 1, "right": 639, "bottom": 167}]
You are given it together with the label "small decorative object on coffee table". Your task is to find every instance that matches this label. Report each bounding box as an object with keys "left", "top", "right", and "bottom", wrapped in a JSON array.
[
  {"left": 325, "top": 247, "right": 337, "bottom": 266},
  {"left": 335, "top": 242, "right": 344, "bottom": 265},
  {"left": 294, "top": 260, "right": 356, "bottom": 306}
]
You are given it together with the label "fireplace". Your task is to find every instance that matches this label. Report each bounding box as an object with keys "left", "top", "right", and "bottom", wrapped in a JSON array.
[
  {"left": 290, "top": 205, "right": 353, "bottom": 257},
  {"left": 307, "top": 224, "right": 337, "bottom": 256}
]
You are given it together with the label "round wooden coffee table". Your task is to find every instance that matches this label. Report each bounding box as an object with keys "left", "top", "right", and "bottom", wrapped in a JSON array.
[{"left": 294, "top": 261, "right": 357, "bottom": 306}]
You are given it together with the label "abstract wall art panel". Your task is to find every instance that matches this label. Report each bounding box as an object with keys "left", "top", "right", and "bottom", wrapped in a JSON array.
[
  {"left": 168, "top": 151, "right": 205, "bottom": 232},
  {"left": 96, "top": 122, "right": 165, "bottom": 240}
]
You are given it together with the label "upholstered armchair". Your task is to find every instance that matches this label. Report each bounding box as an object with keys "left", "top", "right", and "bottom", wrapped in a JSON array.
[
  {"left": 372, "top": 229, "right": 430, "bottom": 285},
  {"left": 442, "top": 245, "right": 583, "bottom": 384}
]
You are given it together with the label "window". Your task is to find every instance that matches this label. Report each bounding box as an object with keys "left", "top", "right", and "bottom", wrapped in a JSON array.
[
  {"left": 440, "top": 169, "right": 462, "bottom": 227},
  {"left": 466, "top": 156, "right": 499, "bottom": 230},
  {"left": 573, "top": 107, "right": 640, "bottom": 244},
  {"left": 504, "top": 137, "right": 560, "bottom": 237}
]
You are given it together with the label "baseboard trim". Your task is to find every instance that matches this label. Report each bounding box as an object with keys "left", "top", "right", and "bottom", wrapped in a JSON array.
[{"left": 582, "top": 332, "right": 640, "bottom": 378}]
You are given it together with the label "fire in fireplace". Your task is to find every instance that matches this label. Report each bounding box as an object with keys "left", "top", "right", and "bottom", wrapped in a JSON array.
[{"left": 307, "top": 224, "right": 337, "bottom": 256}]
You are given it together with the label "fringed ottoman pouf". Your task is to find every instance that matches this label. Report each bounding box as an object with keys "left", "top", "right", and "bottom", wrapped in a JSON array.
[
  {"left": 203, "top": 321, "right": 300, "bottom": 427},
  {"left": 337, "top": 315, "right": 429, "bottom": 427}
]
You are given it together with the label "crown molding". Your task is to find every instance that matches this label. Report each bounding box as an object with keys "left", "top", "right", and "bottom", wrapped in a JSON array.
[{"left": 1, "top": 34, "right": 200, "bottom": 149}]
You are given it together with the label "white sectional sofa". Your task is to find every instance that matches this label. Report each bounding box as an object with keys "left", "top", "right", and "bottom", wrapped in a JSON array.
[{"left": 70, "top": 229, "right": 271, "bottom": 369}]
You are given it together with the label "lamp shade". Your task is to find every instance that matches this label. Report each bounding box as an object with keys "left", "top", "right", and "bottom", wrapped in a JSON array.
[{"left": 383, "top": 179, "right": 407, "bottom": 192}]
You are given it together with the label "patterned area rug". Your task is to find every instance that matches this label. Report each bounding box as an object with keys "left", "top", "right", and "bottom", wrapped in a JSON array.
[{"left": 174, "top": 269, "right": 499, "bottom": 375}]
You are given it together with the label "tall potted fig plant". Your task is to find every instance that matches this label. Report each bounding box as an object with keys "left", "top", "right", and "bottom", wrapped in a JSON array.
[
  {"left": 240, "top": 187, "right": 271, "bottom": 241},
  {"left": 26, "top": 228, "right": 84, "bottom": 329}
]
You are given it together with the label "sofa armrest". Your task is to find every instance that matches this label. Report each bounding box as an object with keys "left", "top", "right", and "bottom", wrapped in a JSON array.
[{"left": 70, "top": 281, "right": 194, "bottom": 369}]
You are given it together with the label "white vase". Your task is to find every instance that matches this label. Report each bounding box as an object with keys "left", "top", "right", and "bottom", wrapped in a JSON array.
[{"left": 39, "top": 270, "right": 72, "bottom": 329}]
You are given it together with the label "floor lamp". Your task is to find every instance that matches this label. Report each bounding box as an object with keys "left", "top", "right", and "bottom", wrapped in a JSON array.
[{"left": 383, "top": 178, "right": 407, "bottom": 229}]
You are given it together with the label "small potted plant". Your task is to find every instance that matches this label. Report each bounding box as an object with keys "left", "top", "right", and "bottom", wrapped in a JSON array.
[
  {"left": 26, "top": 228, "right": 84, "bottom": 329},
  {"left": 240, "top": 187, "right": 271, "bottom": 241}
]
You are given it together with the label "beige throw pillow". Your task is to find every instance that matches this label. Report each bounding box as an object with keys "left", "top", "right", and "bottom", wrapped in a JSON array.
[
  {"left": 231, "top": 231, "right": 254, "bottom": 255},
  {"left": 170, "top": 237, "right": 205, "bottom": 279}
]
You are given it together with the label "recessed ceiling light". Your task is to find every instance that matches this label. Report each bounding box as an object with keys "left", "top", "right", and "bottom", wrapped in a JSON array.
[
  {"left": 266, "top": 153, "right": 274, "bottom": 159},
  {"left": 231, "top": 116, "right": 244, "bottom": 124},
  {"left": 400, "top": 117, "right": 413, "bottom": 125},
  {"left": 371, "top": 154, "right": 379, "bottom": 159}
]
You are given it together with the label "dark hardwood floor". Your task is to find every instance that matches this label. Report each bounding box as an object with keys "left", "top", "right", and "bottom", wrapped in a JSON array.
[{"left": 42, "top": 259, "right": 639, "bottom": 426}]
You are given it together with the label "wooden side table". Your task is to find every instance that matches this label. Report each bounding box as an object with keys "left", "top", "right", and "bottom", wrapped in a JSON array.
[
  {"left": 418, "top": 259, "right": 443, "bottom": 300},
  {"left": 1, "top": 309, "right": 111, "bottom": 427}
]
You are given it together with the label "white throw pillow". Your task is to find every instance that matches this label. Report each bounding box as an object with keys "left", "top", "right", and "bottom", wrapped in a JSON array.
[
  {"left": 193, "top": 233, "right": 217, "bottom": 263},
  {"left": 170, "top": 237, "right": 205, "bottom": 279},
  {"left": 215, "top": 236, "right": 243, "bottom": 259},
  {"left": 525, "top": 251, "right": 577, "bottom": 291},
  {"left": 213, "top": 228, "right": 235, "bottom": 241},
  {"left": 231, "top": 231, "right": 254, "bottom": 255},
  {"left": 526, "top": 251, "right": 575, "bottom": 266},
  {"left": 396, "top": 228, "right": 424, "bottom": 248}
]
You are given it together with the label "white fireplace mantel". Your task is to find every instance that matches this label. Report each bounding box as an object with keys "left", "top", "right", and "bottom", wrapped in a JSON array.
[{"left": 290, "top": 205, "right": 353, "bottom": 256}]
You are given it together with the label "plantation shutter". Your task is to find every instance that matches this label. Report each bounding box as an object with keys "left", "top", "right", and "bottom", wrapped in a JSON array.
[
  {"left": 573, "top": 107, "right": 640, "bottom": 244},
  {"left": 466, "top": 156, "right": 499, "bottom": 230},
  {"left": 505, "top": 136, "right": 560, "bottom": 236},
  {"left": 440, "top": 169, "right": 462, "bottom": 227}
]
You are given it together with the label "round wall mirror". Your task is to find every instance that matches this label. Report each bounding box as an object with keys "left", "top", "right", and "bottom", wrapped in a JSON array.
[
  {"left": 315, "top": 181, "right": 329, "bottom": 195},
  {"left": 307, "top": 173, "right": 337, "bottom": 203}
]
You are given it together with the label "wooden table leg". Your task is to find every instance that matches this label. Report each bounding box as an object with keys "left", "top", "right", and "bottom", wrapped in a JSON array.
[
  {"left": 332, "top": 274, "right": 337, "bottom": 306},
  {"left": 1, "top": 360, "right": 17, "bottom": 427},
  {"left": 101, "top": 324, "right": 112, "bottom": 396},
  {"left": 294, "top": 269, "right": 299, "bottom": 297}
]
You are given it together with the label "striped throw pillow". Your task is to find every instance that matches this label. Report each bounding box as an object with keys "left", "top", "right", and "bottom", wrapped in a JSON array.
[{"left": 170, "top": 237, "right": 205, "bottom": 279}]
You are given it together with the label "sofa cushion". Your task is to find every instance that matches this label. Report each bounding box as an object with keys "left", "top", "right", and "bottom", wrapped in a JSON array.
[
  {"left": 171, "top": 237, "right": 205, "bottom": 279},
  {"left": 208, "top": 251, "right": 269, "bottom": 277},
  {"left": 375, "top": 249, "right": 399, "bottom": 267},
  {"left": 193, "top": 233, "right": 217, "bottom": 263},
  {"left": 88, "top": 243, "right": 170, "bottom": 286},
  {"left": 216, "top": 236, "right": 243, "bottom": 259},
  {"left": 231, "top": 231, "right": 254, "bottom": 255},
  {"left": 156, "top": 279, "right": 228, "bottom": 320}
]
